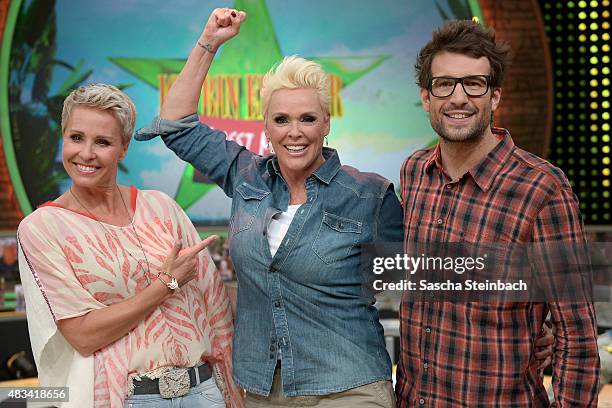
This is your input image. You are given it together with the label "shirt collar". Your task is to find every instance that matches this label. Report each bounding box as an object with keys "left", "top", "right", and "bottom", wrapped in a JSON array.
[
  {"left": 424, "top": 143, "right": 443, "bottom": 173},
  {"left": 424, "top": 128, "right": 515, "bottom": 192},
  {"left": 265, "top": 147, "right": 341, "bottom": 185}
]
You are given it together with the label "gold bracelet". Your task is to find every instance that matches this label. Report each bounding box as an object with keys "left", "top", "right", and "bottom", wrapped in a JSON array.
[{"left": 157, "top": 271, "right": 179, "bottom": 290}]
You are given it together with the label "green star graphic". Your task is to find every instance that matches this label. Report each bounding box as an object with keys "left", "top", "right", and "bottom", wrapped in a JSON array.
[{"left": 110, "top": 0, "right": 388, "bottom": 211}]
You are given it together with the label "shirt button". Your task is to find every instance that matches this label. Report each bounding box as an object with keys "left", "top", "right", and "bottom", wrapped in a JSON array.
[
  {"left": 270, "top": 345, "right": 275, "bottom": 352},
  {"left": 419, "top": 398, "right": 425, "bottom": 405},
  {"left": 446, "top": 184, "right": 452, "bottom": 189},
  {"left": 437, "top": 219, "right": 443, "bottom": 225},
  {"left": 423, "top": 362, "right": 428, "bottom": 369},
  {"left": 274, "top": 301, "right": 281, "bottom": 308},
  {"left": 425, "top": 327, "right": 431, "bottom": 333}
]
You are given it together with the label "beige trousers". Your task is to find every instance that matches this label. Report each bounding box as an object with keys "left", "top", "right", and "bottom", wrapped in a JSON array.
[{"left": 245, "top": 366, "right": 395, "bottom": 408}]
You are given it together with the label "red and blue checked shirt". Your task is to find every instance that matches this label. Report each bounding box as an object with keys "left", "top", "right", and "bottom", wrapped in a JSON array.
[{"left": 396, "top": 128, "right": 600, "bottom": 407}]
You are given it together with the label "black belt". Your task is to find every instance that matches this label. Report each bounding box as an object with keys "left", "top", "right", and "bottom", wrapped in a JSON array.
[{"left": 133, "top": 364, "right": 213, "bottom": 395}]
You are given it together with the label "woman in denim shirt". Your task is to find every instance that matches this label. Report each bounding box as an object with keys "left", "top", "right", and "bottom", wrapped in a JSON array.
[
  {"left": 136, "top": 8, "right": 402, "bottom": 407},
  {"left": 136, "top": 7, "right": 560, "bottom": 407}
]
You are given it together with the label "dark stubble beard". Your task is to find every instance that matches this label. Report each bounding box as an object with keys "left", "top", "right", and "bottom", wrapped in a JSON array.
[{"left": 430, "top": 109, "right": 491, "bottom": 144}]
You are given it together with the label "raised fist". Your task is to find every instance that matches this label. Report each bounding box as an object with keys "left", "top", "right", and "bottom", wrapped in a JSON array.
[{"left": 200, "top": 8, "right": 247, "bottom": 50}]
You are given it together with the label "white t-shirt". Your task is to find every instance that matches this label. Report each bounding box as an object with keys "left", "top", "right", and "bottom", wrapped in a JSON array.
[{"left": 267, "top": 204, "right": 301, "bottom": 258}]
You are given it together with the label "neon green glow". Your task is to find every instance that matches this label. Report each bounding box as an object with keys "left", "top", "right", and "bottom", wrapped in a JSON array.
[
  {"left": 468, "top": 0, "right": 485, "bottom": 23},
  {"left": 0, "top": 0, "right": 32, "bottom": 215}
]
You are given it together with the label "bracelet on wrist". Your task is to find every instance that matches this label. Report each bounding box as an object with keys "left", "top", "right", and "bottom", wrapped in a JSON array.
[{"left": 157, "top": 271, "right": 179, "bottom": 291}]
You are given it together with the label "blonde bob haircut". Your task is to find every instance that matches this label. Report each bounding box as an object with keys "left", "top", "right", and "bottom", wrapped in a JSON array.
[
  {"left": 61, "top": 84, "right": 136, "bottom": 145},
  {"left": 261, "top": 55, "right": 331, "bottom": 116}
]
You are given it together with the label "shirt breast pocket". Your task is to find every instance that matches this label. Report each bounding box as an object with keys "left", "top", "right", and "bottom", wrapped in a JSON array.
[
  {"left": 312, "top": 211, "right": 362, "bottom": 265},
  {"left": 231, "top": 182, "right": 269, "bottom": 235}
]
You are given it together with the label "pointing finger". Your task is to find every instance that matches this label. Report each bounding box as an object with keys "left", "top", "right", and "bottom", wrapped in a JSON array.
[{"left": 183, "top": 235, "right": 219, "bottom": 256}]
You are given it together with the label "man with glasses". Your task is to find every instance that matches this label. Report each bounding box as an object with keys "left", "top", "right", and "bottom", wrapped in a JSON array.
[{"left": 395, "top": 20, "right": 600, "bottom": 406}]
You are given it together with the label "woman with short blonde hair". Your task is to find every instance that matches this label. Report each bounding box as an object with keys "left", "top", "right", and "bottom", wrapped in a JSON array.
[
  {"left": 18, "top": 84, "right": 242, "bottom": 407},
  {"left": 136, "top": 8, "right": 401, "bottom": 407}
]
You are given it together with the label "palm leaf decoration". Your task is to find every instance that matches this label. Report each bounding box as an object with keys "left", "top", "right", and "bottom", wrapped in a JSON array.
[{"left": 8, "top": 0, "right": 129, "bottom": 207}]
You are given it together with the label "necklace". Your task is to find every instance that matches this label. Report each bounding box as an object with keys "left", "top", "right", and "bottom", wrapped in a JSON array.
[{"left": 69, "top": 185, "right": 152, "bottom": 284}]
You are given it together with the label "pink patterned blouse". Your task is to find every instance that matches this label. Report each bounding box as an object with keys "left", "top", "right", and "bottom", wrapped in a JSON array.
[{"left": 18, "top": 187, "right": 243, "bottom": 407}]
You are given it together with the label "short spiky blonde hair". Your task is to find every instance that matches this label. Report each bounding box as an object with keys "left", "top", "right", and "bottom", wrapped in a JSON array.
[
  {"left": 61, "top": 84, "right": 136, "bottom": 144},
  {"left": 261, "top": 55, "right": 331, "bottom": 116}
]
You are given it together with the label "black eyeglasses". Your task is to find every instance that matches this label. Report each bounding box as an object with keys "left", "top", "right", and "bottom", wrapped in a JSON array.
[{"left": 428, "top": 75, "right": 491, "bottom": 97}]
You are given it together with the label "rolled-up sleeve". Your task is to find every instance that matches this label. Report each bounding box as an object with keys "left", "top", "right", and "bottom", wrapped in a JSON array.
[
  {"left": 135, "top": 115, "right": 254, "bottom": 197},
  {"left": 375, "top": 184, "right": 404, "bottom": 242}
]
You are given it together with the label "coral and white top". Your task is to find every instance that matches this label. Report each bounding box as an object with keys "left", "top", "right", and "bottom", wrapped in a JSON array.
[{"left": 17, "top": 188, "right": 242, "bottom": 408}]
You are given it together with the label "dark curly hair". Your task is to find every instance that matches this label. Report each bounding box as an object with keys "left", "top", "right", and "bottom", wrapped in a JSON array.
[{"left": 415, "top": 20, "right": 512, "bottom": 89}]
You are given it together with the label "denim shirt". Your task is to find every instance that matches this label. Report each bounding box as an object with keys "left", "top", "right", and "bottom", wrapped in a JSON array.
[{"left": 136, "top": 115, "right": 404, "bottom": 396}]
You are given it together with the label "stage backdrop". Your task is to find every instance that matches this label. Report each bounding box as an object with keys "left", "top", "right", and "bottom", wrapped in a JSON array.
[{"left": 1, "top": 0, "right": 488, "bottom": 225}]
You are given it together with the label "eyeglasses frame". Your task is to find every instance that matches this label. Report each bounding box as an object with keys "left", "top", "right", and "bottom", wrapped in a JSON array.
[{"left": 428, "top": 75, "right": 492, "bottom": 98}]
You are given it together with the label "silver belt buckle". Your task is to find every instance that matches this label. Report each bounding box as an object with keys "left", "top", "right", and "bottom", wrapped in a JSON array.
[{"left": 158, "top": 368, "right": 190, "bottom": 399}]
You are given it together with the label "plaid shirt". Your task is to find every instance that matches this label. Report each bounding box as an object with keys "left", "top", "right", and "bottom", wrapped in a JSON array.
[{"left": 396, "top": 128, "right": 600, "bottom": 407}]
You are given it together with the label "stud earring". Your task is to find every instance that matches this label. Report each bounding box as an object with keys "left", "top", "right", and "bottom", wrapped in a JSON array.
[{"left": 266, "top": 140, "right": 274, "bottom": 154}]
